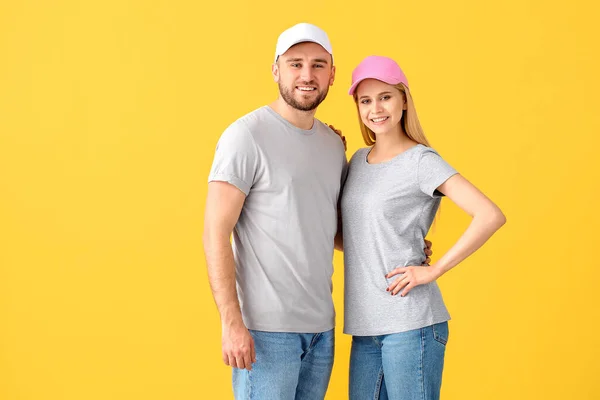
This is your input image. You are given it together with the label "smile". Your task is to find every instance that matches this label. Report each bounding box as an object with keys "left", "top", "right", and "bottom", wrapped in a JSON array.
[
  {"left": 370, "top": 117, "right": 389, "bottom": 124},
  {"left": 296, "top": 86, "right": 317, "bottom": 92}
]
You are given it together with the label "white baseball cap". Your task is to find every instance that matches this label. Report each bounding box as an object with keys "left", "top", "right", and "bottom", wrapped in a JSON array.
[{"left": 274, "top": 23, "right": 333, "bottom": 63}]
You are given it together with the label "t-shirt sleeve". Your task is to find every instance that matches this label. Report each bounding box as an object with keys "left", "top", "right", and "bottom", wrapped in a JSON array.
[
  {"left": 208, "top": 121, "right": 258, "bottom": 195},
  {"left": 417, "top": 148, "right": 458, "bottom": 197}
]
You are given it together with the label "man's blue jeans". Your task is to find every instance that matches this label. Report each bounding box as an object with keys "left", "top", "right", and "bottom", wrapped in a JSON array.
[
  {"left": 349, "top": 322, "right": 449, "bottom": 400},
  {"left": 233, "top": 329, "right": 334, "bottom": 399}
]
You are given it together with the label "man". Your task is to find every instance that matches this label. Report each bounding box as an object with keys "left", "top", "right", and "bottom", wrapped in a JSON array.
[
  {"left": 203, "top": 22, "right": 344, "bottom": 399},
  {"left": 203, "top": 23, "right": 431, "bottom": 399}
]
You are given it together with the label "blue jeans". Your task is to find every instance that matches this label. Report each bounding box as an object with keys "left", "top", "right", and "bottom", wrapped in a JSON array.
[
  {"left": 233, "top": 329, "right": 335, "bottom": 400},
  {"left": 349, "top": 322, "right": 449, "bottom": 400}
]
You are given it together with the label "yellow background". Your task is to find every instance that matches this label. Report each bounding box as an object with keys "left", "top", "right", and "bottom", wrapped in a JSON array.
[{"left": 1, "top": 0, "right": 599, "bottom": 399}]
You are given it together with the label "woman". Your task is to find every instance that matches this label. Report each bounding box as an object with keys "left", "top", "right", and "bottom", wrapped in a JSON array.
[{"left": 340, "top": 55, "right": 506, "bottom": 399}]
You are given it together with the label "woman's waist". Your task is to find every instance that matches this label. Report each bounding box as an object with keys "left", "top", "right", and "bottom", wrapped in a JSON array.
[{"left": 344, "top": 247, "right": 427, "bottom": 273}]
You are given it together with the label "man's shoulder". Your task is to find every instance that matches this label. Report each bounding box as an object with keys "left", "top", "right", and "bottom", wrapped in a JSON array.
[
  {"left": 232, "top": 106, "right": 274, "bottom": 132},
  {"left": 313, "top": 118, "right": 336, "bottom": 136},
  {"left": 313, "top": 118, "right": 347, "bottom": 153},
  {"left": 219, "top": 106, "right": 271, "bottom": 141}
]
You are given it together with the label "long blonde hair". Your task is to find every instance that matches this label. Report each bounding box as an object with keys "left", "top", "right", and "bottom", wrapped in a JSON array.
[{"left": 353, "top": 82, "right": 430, "bottom": 147}]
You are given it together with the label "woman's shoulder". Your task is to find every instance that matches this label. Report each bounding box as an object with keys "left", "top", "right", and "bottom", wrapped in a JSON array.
[
  {"left": 410, "top": 144, "right": 446, "bottom": 163},
  {"left": 412, "top": 143, "right": 436, "bottom": 154},
  {"left": 349, "top": 147, "right": 370, "bottom": 163}
]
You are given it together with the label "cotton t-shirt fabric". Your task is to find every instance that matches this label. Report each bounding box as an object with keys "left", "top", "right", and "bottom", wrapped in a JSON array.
[
  {"left": 341, "top": 144, "right": 458, "bottom": 336},
  {"left": 208, "top": 105, "right": 347, "bottom": 333}
]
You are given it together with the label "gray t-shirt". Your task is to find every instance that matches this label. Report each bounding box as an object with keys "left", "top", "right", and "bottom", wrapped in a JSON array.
[
  {"left": 341, "top": 144, "right": 458, "bottom": 336},
  {"left": 208, "top": 106, "right": 347, "bottom": 333}
]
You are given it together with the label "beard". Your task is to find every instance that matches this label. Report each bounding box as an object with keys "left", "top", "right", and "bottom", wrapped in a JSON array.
[{"left": 278, "top": 82, "right": 329, "bottom": 111}]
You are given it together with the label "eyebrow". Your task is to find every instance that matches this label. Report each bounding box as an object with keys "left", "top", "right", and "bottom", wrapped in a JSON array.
[
  {"left": 359, "top": 91, "right": 394, "bottom": 100},
  {"left": 286, "top": 58, "right": 330, "bottom": 65}
]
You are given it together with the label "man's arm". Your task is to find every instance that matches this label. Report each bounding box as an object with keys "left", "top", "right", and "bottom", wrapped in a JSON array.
[
  {"left": 203, "top": 181, "right": 255, "bottom": 370},
  {"left": 334, "top": 205, "right": 343, "bottom": 251}
]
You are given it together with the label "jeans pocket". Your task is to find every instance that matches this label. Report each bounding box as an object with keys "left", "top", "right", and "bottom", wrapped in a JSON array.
[{"left": 432, "top": 322, "right": 449, "bottom": 346}]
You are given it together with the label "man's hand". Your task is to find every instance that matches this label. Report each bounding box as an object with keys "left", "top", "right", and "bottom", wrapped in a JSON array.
[
  {"left": 423, "top": 239, "right": 433, "bottom": 265},
  {"left": 328, "top": 124, "right": 346, "bottom": 151},
  {"left": 221, "top": 319, "right": 256, "bottom": 371}
]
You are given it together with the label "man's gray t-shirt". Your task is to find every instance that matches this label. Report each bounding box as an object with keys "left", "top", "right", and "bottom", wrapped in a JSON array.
[
  {"left": 341, "top": 144, "right": 458, "bottom": 336},
  {"left": 208, "top": 106, "right": 346, "bottom": 333}
]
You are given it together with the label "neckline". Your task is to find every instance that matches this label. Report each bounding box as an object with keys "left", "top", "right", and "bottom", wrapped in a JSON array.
[
  {"left": 364, "top": 144, "right": 423, "bottom": 166},
  {"left": 264, "top": 105, "right": 318, "bottom": 135}
]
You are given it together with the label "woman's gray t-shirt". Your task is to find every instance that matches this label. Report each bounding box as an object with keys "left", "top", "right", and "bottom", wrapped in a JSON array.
[{"left": 341, "top": 144, "right": 458, "bottom": 336}]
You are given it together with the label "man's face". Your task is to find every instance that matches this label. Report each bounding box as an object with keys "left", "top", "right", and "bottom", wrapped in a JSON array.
[{"left": 273, "top": 42, "right": 336, "bottom": 111}]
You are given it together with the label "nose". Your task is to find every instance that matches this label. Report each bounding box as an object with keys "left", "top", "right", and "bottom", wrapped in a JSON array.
[
  {"left": 370, "top": 100, "right": 383, "bottom": 114},
  {"left": 299, "top": 65, "right": 315, "bottom": 83}
]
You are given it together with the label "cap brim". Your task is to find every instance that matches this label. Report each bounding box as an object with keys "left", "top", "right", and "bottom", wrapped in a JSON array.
[{"left": 348, "top": 75, "right": 403, "bottom": 95}]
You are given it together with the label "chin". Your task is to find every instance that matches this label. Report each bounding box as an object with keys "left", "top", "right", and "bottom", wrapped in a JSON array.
[{"left": 368, "top": 125, "right": 386, "bottom": 135}]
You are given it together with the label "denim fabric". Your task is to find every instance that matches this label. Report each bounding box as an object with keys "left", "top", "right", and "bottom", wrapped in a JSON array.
[
  {"left": 349, "top": 322, "right": 448, "bottom": 400},
  {"left": 233, "top": 329, "right": 335, "bottom": 399}
]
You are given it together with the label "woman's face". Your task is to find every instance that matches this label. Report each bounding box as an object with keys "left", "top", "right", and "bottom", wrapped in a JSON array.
[{"left": 356, "top": 79, "right": 406, "bottom": 137}]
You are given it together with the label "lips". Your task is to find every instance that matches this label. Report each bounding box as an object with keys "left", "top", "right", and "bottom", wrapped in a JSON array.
[
  {"left": 370, "top": 116, "right": 389, "bottom": 124},
  {"left": 296, "top": 86, "right": 317, "bottom": 92}
]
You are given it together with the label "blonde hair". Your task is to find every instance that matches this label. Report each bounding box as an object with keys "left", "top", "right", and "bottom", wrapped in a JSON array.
[{"left": 353, "top": 82, "right": 430, "bottom": 147}]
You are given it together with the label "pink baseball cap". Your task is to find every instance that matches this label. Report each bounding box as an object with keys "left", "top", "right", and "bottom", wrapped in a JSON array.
[{"left": 348, "top": 55, "right": 409, "bottom": 95}]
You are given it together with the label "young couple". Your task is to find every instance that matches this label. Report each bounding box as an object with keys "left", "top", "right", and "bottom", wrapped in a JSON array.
[{"left": 203, "top": 22, "right": 506, "bottom": 400}]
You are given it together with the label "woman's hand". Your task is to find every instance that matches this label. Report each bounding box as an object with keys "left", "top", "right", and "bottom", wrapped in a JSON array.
[
  {"left": 327, "top": 124, "right": 346, "bottom": 150},
  {"left": 386, "top": 265, "right": 442, "bottom": 297}
]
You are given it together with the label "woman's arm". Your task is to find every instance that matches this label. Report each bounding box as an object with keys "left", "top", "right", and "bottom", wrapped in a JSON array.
[
  {"left": 387, "top": 174, "right": 506, "bottom": 296},
  {"left": 429, "top": 174, "right": 506, "bottom": 275}
]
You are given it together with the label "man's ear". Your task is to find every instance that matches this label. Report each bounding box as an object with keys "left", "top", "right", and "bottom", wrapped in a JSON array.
[
  {"left": 329, "top": 65, "right": 336, "bottom": 87},
  {"left": 272, "top": 62, "right": 280, "bottom": 83}
]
